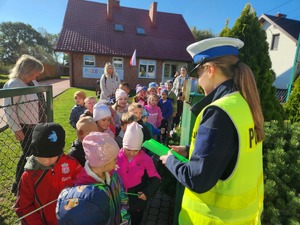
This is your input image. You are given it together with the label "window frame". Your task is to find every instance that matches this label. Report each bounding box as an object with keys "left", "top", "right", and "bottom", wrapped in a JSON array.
[
  {"left": 83, "top": 55, "right": 96, "bottom": 67},
  {"left": 138, "top": 59, "right": 156, "bottom": 79},
  {"left": 271, "top": 34, "right": 280, "bottom": 50}
]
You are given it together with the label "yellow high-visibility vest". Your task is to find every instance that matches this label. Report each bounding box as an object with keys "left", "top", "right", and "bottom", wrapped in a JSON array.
[{"left": 179, "top": 92, "right": 264, "bottom": 225}]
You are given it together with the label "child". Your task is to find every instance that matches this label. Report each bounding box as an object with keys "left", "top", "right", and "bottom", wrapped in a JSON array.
[
  {"left": 158, "top": 89, "right": 173, "bottom": 144},
  {"left": 142, "top": 107, "right": 160, "bottom": 137},
  {"left": 69, "top": 91, "right": 87, "bottom": 129},
  {"left": 133, "top": 84, "right": 147, "bottom": 106},
  {"left": 93, "top": 102, "right": 115, "bottom": 138},
  {"left": 57, "top": 132, "right": 130, "bottom": 225},
  {"left": 14, "top": 122, "right": 82, "bottom": 225},
  {"left": 83, "top": 96, "right": 97, "bottom": 117},
  {"left": 115, "top": 113, "right": 136, "bottom": 148},
  {"left": 117, "top": 122, "right": 161, "bottom": 225},
  {"left": 68, "top": 116, "right": 98, "bottom": 167},
  {"left": 128, "top": 103, "right": 151, "bottom": 142},
  {"left": 112, "top": 89, "right": 129, "bottom": 129},
  {"left": 119, "top": 82, "right": 133, "bottom": 104},
  {"left": 165, "top": 80, "right": 177, "bottom": 118},
  {"left": 144, "top": 94, "right": 163, "bottom": 129}
]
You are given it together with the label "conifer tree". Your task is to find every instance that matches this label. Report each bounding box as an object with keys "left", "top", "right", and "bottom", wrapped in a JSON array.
[
  {"left": 284, "top": 76, "right": 300, "bottom": 123},
  {"left": 219, "top": 4, "right": 285, "bottom": 122}
]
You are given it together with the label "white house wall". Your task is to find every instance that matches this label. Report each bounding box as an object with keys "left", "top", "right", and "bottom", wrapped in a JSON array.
[{"left": 263, "top": 22, "right": 297, "bottom": 89}]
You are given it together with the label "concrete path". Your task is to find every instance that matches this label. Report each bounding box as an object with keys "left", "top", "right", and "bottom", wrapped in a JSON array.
[{"left": 39, "top": 78, "right": 70, "bottom": 97}]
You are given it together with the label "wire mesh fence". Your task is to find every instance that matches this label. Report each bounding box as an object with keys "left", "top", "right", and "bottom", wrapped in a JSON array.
[{"left": 0, "top": 85, "right": 52, "bottom": 225}]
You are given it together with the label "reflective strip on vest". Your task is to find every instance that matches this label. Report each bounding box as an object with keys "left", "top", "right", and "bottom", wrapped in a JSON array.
[{"left": 179, "top": 92, "right": 264, "bottom": 225}]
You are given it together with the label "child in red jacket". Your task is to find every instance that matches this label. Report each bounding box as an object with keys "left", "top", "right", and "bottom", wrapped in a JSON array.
[{"left": 14, "top": 122, "right": 82, "bottom": 225}]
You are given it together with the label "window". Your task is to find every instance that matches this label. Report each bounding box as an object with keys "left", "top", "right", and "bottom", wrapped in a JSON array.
[
  {"left": 136, "top": 27, "right": 145, "bottom": 35},
  {"left": 271, "top": 34, "right": 280, "bottom": 50},
  {"left": 139, "top": 59, "right": 156, "bottom": 79},
  {"left": 163, "top": 63, "right": 178, "bottom": 79},
  {"left": 83, "top": 55, "right": 95, "bottom": 66},
  {"left": 113, "top": 57, "right": 124, "bottom": 80},
  {"left": 115, "top": 24, "right": 124, "bottom": 32}
]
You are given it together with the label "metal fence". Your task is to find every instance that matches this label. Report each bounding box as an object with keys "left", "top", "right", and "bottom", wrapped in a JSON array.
[{"left": 0, "top": 85, "right": 53, "bottom": 225}]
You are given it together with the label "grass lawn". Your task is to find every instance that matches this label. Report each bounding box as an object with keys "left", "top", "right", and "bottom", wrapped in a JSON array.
[{"left": 0, "top": 87, "right": 95, "bottom": 224}]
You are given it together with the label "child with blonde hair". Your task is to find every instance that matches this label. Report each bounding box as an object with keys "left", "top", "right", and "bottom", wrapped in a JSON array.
[
  {"left": 69, "top": 91, "right": 87, "bottom": 129},
  {"left": 68, "top": 116, "right": 98, "bottom": 166},
  {"left": 115, "top": 113, "right": 136, "bottom": 148},
  {"left": 117, "top": 122, "right": 160, "bottom": 225},
  {"left": 128, "top": 103, "right": 151, "bottom": 142},
  {"left": 83, "top": 96, "right": 97, "bottom": 117},
  {"left": 144, "top": 94, "right": 163, "bottom": 129}
]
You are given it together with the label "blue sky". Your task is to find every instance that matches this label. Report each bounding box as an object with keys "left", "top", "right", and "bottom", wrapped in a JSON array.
[{"left": 0, "top": 0, "right": 300, "bottom": 35}]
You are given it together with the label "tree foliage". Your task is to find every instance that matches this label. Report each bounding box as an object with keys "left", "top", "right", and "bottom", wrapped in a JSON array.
[
  {"left": 0, "top": 22, "right": 54, "bottom": 65},
  {"left": 219, "top": 4, "right": 285, "bottom": 122},
  {"left": 262, "top": 121, "right": 300, "bottom": 224},
  {"left": 190, "top": 26, "right": 215, "bottom": 42},
  {"left": 284, "top": 76, "right": 300, "bottom": 123}
]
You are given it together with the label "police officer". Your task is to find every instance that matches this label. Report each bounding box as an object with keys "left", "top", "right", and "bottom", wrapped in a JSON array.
[{"left": 160, "top": 37, "right": 264, "bottom": 224}]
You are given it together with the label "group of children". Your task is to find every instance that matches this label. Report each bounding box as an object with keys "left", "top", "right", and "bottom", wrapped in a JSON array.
[{"left": 14, "top": 79, "right": 184, "bottom": 225}]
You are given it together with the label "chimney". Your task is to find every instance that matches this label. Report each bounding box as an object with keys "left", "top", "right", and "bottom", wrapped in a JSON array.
[
  {"left": 275, "top": 13, "right": 287, "bottom": 18},
  {"left": 107, "top": 0, "right": 120, "bottom": 20},
  {"left": 149, "top": 2, "right": 157, "bottom": 26}
]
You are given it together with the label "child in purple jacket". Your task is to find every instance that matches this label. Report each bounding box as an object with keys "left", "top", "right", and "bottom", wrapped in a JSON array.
[{"left": 117, "top": 122, "right": 161, "bottom": 225}]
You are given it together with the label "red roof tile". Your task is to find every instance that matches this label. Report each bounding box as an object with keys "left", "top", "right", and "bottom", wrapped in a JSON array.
[{"left": 56, "top": 0, "right": 195, "bottom": 62}]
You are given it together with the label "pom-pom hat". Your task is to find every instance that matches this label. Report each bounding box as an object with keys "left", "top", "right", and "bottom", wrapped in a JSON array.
[
  {"left": 31, "top": 122, "right": 65, "bottom": 157},
  {"left": 83, "top": 132, "right": 120, "bottom": 167}
]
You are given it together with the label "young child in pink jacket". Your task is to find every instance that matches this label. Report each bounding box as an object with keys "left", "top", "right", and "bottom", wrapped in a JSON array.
[{"left": 116, "top": 122, "right": 161, "bottom": 225}]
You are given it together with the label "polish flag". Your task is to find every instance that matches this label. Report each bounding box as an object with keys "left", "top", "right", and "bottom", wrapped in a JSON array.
[{"left": 130, "top": 49, "right": 136, "bottom": 66}]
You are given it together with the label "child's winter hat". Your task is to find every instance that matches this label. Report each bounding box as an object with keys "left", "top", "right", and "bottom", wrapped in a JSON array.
[
  {"left": 123, "top": 122, "right": 144, "bottom": 150},
  {"left": 160, "top": 89, "right": 168, "bottom": 95},
  {"left": 136, "top": 84, "right": 147, "bottom": 94},
  {"left": 76, "top": 116, "right": 98, "bottom": 140},
  {"left": 148, "top": 82, "right": 157, "bottom": 88},
  {"left": 142, "top": 107, "right": 149, "bottom": 118},
  {"left": 93, "top": 103, "right": 111, "bottom": 122},
  {"left": 31, "top": 122, "right": 65, "bottom": 157},
  {"left": 83, "top": 132, "right": 120, "bottom": 167},
  {"left": 115, "top": 88, "right": 128, "bottom": 101}
]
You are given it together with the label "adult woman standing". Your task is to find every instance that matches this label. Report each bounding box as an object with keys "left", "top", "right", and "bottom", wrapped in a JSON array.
[
  {"left": 160, "top": 37, "right": 264, "bottom": 224},
  {"left": 172, "top": 66, "right": 187, "bottom": 97},
  {"left": 3, "top": 54, "right": 45, "bottom": 194},
  {"left": 99, "top": 62, "right": 120, "bottom": 101}
]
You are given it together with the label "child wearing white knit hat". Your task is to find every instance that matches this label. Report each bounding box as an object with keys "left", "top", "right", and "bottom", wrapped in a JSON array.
[
  {"left": 93, "top": 102, "right": 115, "bottom": 138},
  {"left": 112, "top": 89, "right": 129, "bottom": 129},
  {"left": 117, "top": 122, "right": 161, "bottom": 225}
]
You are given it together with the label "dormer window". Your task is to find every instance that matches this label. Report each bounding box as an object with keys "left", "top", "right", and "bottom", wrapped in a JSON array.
[
  {"left": 115, "top": 24, "right": 124, "bottom": 32},
  {"left": 136, "top": 27, "right": 145, "bottom": 35}
]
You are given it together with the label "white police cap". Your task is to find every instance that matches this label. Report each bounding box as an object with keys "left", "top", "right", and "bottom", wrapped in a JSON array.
[{"left": 187, "top": 37, "right": 244, "bottom": 64}]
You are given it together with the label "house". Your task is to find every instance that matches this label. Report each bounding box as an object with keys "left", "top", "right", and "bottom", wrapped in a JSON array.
[
  {"left": 259, "top": 13, "right": 300, "bottom": 101},
  {"left": 55, "top": 0, "right": 195, "bottom": 89}
]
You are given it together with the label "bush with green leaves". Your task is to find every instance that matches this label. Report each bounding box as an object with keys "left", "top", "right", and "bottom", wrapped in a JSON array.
[
  {"left": 284, "top": 76, "right": 300, "bottom": 123},
  {"left": 262, "top": 120, "right": 300, "bottom": 225}
]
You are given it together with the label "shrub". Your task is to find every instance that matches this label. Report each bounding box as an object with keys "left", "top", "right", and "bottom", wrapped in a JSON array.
[
  {"left": 262, "top": 121, "right": 300, "bottom": 224},
  {"left": 284, "top": 76, "right": 300, "bottom": 123}
]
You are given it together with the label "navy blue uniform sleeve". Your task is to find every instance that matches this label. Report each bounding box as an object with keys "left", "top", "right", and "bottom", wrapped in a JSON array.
[{"left": 165, "top": 106, "right": 238, "bottom": 193}]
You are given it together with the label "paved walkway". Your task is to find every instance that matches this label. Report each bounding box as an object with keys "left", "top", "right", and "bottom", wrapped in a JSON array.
[{"left": 39, "top": 78, "right": 70, "bottom": 97}]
